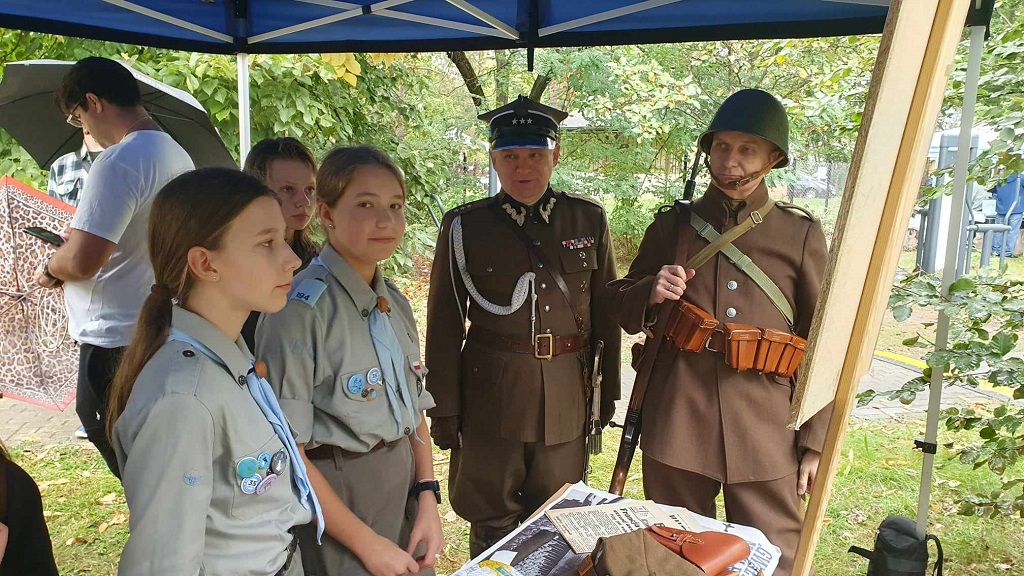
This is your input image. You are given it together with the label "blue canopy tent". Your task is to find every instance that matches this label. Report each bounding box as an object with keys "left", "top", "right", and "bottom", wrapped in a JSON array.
[
  {"left": 2, "top": 1, "right": 888, "bottom": 54},
  {"left": 0, "top": 0, "right": 892, "bottom": 160}
]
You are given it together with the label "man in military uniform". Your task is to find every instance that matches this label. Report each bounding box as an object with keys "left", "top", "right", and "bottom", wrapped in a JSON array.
[
  {"left": 426, "top": 95, "right": 621, "bottom": 556},
  {"left": 607, "top": 89, "right": 830, "bottom": 576}
]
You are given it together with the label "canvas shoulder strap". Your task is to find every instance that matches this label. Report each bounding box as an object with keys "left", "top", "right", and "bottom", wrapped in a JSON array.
[{"left": 688, "top": 199, "right": 795, "bottom": 327}]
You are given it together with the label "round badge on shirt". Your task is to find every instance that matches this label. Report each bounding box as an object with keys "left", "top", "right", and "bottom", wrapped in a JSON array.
[
  {"left": 256, "top": 473, "right": 278, "bottom": 495},
  {"left": 240, "top": 475, "right": 261, "bottom": 494},
  {"left": 367, "top": 367, "right": 382, "bottom": 386},
  {"left": 257, "top": 452, "right": 272, "bottom": 470},
  {"left": 236, "top": 457, "right": 259, "bottom": 479},
  {"left": 347, "top": 373, "right": 366, "bottom": 394},
  {"left": 270, "top": 449, "right": 289, "bottom": 475}
]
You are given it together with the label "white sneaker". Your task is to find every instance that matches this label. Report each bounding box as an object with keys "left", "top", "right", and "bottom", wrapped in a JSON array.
[{"left": 74, "top": 425, "right": 89, "bottom": 439}]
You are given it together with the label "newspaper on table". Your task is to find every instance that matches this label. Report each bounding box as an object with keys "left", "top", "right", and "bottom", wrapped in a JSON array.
[
  {"left": 453, "top": 482, "right": 780, "bottom": 576},
  {"left": 545, "top": 500, "right": 699, "bottom": 554}
]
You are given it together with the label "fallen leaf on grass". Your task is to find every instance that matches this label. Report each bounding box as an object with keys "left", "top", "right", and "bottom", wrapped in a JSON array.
[
  {"left": 43, "top": 511, "right": 64, "bottom": 518},
  {"left": 98, "top": 492, "right": 120, "bottom": 505},
  {"left": 848, "top": 510, "right": 866, "bottom": 525},
  {"left": 66, "top": 536, "right": 89, "bottom": 546},
  {"left": 38, "top": 479, "right": 71, "bottom": 491},
  {"left": 822, "top": 518, "right": 833, "bottom": 526},
  {"left": 98, "top": 512, "right": 127, "bottom": 533},
  {"left": 995, "top": 563, "right": 1012, "bottom": 571},
  {"left": 444, "top": 511, "right": 459, "bottom": 522}
]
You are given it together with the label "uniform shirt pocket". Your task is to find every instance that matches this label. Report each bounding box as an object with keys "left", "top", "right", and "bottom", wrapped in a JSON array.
[
  {"left": 460, "top": 347, "right": 507, "bottom": 429},
  {"left": 559, "top": 248, "right": 599, "bottom": 274},
  {"left": 230, "top": 435, "right": 289, "bottom": 521},
  {"left": 330, "top": 368, "right": 389, "bottom": 430}
]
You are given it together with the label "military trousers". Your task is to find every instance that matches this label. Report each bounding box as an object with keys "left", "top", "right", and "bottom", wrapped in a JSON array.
[
  {"left": 642, "top": 454, "right": 810, "bottom": 576},
  {"left": 449, "top": 430, "right": 585, "bottom": 557},
  {"left": 297, "top": 438, "right": 434, "bottom": 576}
]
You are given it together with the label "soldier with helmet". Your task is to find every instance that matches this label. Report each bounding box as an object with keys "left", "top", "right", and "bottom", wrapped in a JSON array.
[{"left": 607, "top": 89, "right": 830, "bottom": 576}]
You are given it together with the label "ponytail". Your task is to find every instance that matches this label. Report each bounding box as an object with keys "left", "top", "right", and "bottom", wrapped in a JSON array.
[{"left": 105, "top": 285, "right": 173, "bottom": 439}]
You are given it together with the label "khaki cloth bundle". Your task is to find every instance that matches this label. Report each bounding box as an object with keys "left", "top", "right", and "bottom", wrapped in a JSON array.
[{"left": 665, "top": 301, "right": 807, "bottom": 378}]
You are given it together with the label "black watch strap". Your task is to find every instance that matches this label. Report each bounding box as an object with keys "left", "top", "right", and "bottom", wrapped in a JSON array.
[{"left": 409, "top": 480, "right": 441, "bottom": 504}]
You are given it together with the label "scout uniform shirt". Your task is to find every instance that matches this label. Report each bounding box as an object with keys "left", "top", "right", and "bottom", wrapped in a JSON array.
[
  {"left": 256, "top": 243, "right": 435, "bottom": 452},
  {"left": 425, "top": 188, "right": 621, "bottom": 445},
  {"left": 113, "top": 306, "right": 311, "bottom": 576}
]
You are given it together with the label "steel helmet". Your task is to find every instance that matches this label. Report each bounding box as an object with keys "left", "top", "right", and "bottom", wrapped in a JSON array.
[{"left": 698, "top": 89, "right": 790, "bottom": 168}]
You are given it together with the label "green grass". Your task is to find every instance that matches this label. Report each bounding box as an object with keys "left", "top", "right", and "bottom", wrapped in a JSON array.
[{"left": 15, "top": 418, "right": 1022, "bottom": 576}]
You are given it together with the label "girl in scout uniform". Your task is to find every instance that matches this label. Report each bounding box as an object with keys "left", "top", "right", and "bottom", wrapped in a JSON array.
[
  {"left": 257, "top": 146, "right": 444, "bottom": 576},
  {"left": 241, "top": 137, "right": 320, "bottom": 350},
  {"left": 107, "top": 167, "right": 322, "bottom": 575}
]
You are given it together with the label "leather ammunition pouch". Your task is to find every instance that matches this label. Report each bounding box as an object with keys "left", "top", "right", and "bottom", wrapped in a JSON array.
[{"left": 664, "top": 301, "right": 807, "bottom": 378}]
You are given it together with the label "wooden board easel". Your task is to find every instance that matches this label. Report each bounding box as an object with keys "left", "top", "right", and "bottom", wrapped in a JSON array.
[{"left": 789, "top": 1, "right": 972, "bottom": 575}]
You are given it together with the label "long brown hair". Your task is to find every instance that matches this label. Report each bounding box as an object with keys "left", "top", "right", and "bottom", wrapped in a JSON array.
[
  {"left": 244, "top": 137, "right": 319, "bottom": 264},
  {"left": 316, "top": 145, "right": 406, "bottom": 208},
  {"left": 106, "top": 168, "right": 276, "bottom": 439}
]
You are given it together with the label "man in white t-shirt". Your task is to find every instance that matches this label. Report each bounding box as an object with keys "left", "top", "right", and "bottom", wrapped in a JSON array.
[{"left": 33, "top": 57, "right": 195, "bottom": 478}]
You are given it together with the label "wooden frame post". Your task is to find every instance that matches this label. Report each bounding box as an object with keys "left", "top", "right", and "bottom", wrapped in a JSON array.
[{"left": 790, "top": 1, "right": 971, "bottom": 575}]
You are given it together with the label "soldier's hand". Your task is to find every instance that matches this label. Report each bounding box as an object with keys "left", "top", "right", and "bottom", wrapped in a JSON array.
[
  {"left": 648, "top": 265, "right": 696, "bottom": 306},
  {"left": 430, "top": 416, "right": 461, "bottom": 450}
]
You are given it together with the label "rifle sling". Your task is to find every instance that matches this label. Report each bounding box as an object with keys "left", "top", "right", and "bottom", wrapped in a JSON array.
[{"left": 688, "top": 202, "right": 795, "bottom": 327}]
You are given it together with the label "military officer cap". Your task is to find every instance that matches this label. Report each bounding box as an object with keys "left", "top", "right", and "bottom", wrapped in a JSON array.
[
  {"left": 699, "top": 88, "right": 791, "bottom": 168},
  {"left": 479, "top": 95, "right": 569, "bottom": 151}
]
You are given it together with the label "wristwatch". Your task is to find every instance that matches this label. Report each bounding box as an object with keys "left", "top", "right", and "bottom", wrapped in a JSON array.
[
  {"left": 43, "top": 257, "right": 60, "bottom": 283},
  {"left": 409, "top": 480, "right": 442, "bottom": 504}
]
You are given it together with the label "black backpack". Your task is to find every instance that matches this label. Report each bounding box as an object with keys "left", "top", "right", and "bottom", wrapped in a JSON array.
[{"left": 850, "top": 516, "right": 943, "bottom": 576}]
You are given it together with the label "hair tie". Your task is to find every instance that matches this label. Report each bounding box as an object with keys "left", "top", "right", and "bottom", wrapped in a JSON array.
[{"left": 150, "top": 283, "right": 173, "bottom": 300}]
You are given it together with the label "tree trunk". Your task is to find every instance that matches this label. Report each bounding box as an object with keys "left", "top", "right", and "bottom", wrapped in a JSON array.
[{"left": 446, "top": 51, "right": 485, "bottom": 108}]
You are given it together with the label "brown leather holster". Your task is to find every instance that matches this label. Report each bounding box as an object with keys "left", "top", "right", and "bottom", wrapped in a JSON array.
[
  {"left": 664, "top": 301, "right": 807, "bottom": 378},
  {"left": 645, "top": 526, "right": 751, "bottom": 576}
]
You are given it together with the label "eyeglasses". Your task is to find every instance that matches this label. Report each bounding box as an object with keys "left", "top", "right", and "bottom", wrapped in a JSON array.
[{"left": 66, "top": 107, "right": 83, "bottom": 128}]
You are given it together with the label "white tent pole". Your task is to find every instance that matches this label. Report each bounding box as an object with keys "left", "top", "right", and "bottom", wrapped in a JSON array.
[
  {"left": 916, "top": 22, "right": 986, "bottom": 539},
  {"left": 237, "top": 53, "right": 251, "bottom": 166}
]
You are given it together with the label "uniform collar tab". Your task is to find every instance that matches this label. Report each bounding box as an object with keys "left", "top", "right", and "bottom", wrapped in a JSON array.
[
  {"left": 497, "top": 187, "right": 558, "bottom": 226},
  {"left": 170, "top": 306, "right": 253, "bottom": 383},
  {"left": 318, "top": 244, "right": 388, "bottom": 319}
]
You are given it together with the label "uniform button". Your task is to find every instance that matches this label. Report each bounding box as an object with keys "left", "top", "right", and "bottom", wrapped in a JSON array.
[
  {"left": 237, "top": 375, "right": 247, "bottom": 385},
  {"left": 537, "top": 262, "right": 544, "bottom": 268},
  {"left": 361, "top": 309, "right": 370, "bottom": 318},
  {"left": 182, "top": 350, "right": 195, "bottom": 358},
  {"left": 544, "top": 305, "right": 550, "bottom": 312},
  {"left": 473, "top": 367, "right": 479, "bottom": 373},
  {"left": 486, "top": 266, "right": 493, "bottom": 272},
  {"left": 533, "top": 240, "right": 541, "bottom": 246},
  {"left": 725, "top": 307, "right": 737, "bottom": 318},
  {"left": 583, "top": 262, "right": 588, "bottom": 268},
  {"left": 404, "top": 427, "right": 411, "bottom": 435},
  {"left": 540, "top": 283, "right": 547, "bottom": 289},
  {"left": 727, "top": 280, "right": 738, "bottom": 290},
  {"left": 545, "top": 328, "right": 552, "bottom": 334}
]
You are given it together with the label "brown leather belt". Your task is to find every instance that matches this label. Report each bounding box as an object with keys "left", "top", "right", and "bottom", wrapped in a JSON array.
[
  {"left": 468, "top": 325, "right": 590, "bottom": 359},
  {"left": 305, "top": 438, "right": 403, "bottom": 461}
]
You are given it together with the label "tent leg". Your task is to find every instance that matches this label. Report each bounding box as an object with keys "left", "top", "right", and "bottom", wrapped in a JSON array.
[
  {"left": 916, "top": 23, "right": 986, "bottom": 539},
  {"left": 237, "top": 52, "right": 251, "bottom": 166}
]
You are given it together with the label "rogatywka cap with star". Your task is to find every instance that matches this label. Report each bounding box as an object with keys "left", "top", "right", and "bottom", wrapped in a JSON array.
[{"left": 479, "top": 95, "right": 569, "bottom": 151}]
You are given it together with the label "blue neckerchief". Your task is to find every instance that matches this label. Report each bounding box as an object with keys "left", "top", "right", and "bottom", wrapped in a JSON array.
[
  {"left": 168, "top": 328, "right": 324, "bottom": 542},
  {"left": 310, "top": 256, "right": 421, "bottom": 443}
]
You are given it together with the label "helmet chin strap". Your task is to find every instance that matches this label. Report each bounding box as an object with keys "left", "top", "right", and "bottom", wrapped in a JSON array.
[{"left": 703, "top": 155, "right": 781, "bottom": 191}]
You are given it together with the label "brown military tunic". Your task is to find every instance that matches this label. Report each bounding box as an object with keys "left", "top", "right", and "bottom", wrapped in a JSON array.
[
  {"left": 426, "top": 187, "right": 621, "bottom": 553},
  {"left": 426, "top": 187, "right": 621, "bottom": 443},
  {"left": 608, "top": 182, "right": 830, "bottom": 576}
]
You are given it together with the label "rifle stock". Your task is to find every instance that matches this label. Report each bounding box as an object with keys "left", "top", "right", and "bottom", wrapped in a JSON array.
[{"left": 608, "top": 200, "right": 694, "bottom": 496}]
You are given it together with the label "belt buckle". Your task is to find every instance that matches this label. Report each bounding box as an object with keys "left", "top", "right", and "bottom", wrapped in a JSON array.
[{"left": 535, "top": 333, "right": 554, "bottom": 360}]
